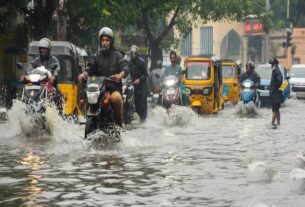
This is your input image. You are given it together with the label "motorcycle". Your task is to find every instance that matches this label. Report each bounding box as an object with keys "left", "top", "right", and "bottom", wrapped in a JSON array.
[
  {"left": 240, "top": 79, "right": 261, "bottom": 111},
  {"left": 84, "top": 76, "right": 120, "bottom": 141},
  {"left": 150, "top": 70, "right": 163, "bottom": 107},
  {"left": 122, "top": 79, "right": 135, "bottom": 124},
  {"left": 161, "top": 75, "right": 182, "bottom": 110},
  {"left": 19, "top": 63, "right": 60, "bottom": 133}
]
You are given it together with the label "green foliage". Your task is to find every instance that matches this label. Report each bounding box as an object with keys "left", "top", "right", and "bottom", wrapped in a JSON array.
[{"left": 0, "top": 0, "right": 29, "bottom": 32}]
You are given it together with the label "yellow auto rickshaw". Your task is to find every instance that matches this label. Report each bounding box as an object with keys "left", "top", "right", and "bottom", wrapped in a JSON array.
[
  {"left": 221, "top": 60, "right": 241, "bottom": 104},
  {"left": 183, "top": 55, "right": 224, "bottom": 114},
  {"left": 28, "top": 41, "right": 86, "bottom": 123}
]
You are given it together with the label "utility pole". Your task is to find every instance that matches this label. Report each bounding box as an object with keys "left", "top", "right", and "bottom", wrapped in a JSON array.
[
  {"left": 265, "top": 0, "right": 269, "bottom": 63},
  {"left": 286, "top": 0, "right": 293, "bottom": 68}
]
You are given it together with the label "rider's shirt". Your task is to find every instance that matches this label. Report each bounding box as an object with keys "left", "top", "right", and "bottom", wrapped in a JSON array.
[{"left": 164, "top": 64, "right": 182, "bottom": 79}]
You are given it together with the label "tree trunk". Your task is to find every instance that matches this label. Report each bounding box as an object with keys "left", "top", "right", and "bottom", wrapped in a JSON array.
[
  {"left": 149, "top": 40, "right": 163, "bottom": 71},
  {"left": 31, "top": 0, "right": 59, "bottom": 39}
]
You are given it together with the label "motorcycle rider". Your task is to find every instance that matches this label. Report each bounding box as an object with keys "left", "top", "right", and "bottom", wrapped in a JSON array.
[
  {"left": 128, "top": 45, "right": 148, "bottom": 122},
  {"left": 27, "top": 38, "right": 60, "bottom": 84},
  {"left": 240, "top": 61, "right": 261, "bottom": 87},
  {"left": 26, "top": 38, "right": 63, "bottom": 113},
  {"left": 78, "top": 27, "right": 129, "bottom": 127},
  {"left": 164, "top": 51, "right": 188, "bottom": 105},
  {"left": 269, "top": 58, "right": 283, "bottom": 126}
]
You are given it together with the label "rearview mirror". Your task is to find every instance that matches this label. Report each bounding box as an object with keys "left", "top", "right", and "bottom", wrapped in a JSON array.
[{"left": 16, "top": 62, "right": 23, "bottom": 70}]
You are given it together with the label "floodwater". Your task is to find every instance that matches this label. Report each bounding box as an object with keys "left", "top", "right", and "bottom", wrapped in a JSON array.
[{"left": 1, "top": 99, "right": 305, "bottom": 207}]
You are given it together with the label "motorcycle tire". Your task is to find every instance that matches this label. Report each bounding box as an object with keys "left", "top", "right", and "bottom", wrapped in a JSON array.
[{"left": 85, "top": 116, "right": 98, "bottom": 139}]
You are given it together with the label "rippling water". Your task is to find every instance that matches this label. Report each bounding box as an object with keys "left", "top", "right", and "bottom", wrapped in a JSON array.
[{"left": 1, "top": 100, "right": 305, "bottom": 206}]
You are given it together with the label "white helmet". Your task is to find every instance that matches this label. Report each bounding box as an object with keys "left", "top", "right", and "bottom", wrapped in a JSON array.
[
  {"left": 38, "top": 38, "right": 52, "bottom": 50},
  {"left": 99, "top": 27, "right": 114, "bottom": 40}
]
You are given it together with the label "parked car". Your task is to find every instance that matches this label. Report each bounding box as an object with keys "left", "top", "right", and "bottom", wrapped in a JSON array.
[
  {"left": 255, "top": 63, "right": 290, "bottom": 106},
  {"left": 289, "top": 64, "right": 305, "bottom": 99}
]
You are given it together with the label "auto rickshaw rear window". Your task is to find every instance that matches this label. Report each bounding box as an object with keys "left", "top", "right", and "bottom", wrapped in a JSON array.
[
  {"left": 186, "top": 62, "right": 210, "bottom": 80},
  {"left": 222, "top": 65, "right": 236, "bottom": 78}
]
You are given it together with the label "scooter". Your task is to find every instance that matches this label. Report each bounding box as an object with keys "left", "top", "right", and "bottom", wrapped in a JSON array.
[
  {"left": 122, "top": 79, "right": 135, "bottom": 124},
  {"left": 161, "top": 75, "right": 182, "bottom": 110},
  {"left": 85, "top": 76, "right": 120, "bottom": 141},
  {"left": 240, "top": 79, "right": 261, "bottom": 111}
]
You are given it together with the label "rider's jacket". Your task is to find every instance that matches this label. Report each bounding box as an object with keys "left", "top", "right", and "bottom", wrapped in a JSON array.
[
  {"left": 27, "top": 56, "right": 60, "bottom": 76},
  {"left": 86, "top": 48, "right": 129, "bottom": 93},
  {"left": 129, "top": 57, "right": 148, "bottom": 94},
  {"left": 240, "top": 71, "right": 261, "bottom": 85}
]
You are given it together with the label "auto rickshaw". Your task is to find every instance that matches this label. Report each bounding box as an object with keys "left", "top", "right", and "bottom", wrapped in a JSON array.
[
  {"left": 183, "top": 55, "right": 224, "bottom": 114},
  {"left": 28, "top": 41, "right": 86, "bottom": 123},
  {"left": 221, "top": 60, "right": 241, "bottom": 104}
]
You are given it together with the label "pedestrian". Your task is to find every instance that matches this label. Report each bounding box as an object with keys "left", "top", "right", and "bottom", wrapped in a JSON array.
[
  {"left": 269, "top": 58, "right": 283, "bottom": 127},
  {"left": 129, "top": 45, "right": 148, "bottom": 122}
]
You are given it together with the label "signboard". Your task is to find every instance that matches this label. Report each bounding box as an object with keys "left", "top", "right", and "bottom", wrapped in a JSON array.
[{"left": 244, "top": 18, "right": 265, "bottom": 36}]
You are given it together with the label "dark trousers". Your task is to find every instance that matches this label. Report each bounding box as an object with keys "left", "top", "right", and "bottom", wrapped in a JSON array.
[{"left": 134, "top": 90, "right": 147, "bottom": 121}]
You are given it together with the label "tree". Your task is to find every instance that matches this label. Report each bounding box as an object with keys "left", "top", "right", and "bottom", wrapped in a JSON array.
[
  {"left": 64, "top": 0, "right": 107, "bottom": 50},
  {"left": 21, "top": 0, "right": 59, "bottom": 39},
  {"left": 95, "top": 0, "right": 267, "bottom": 68},
  {"left": 0, "top": 0, "right": 29, "bottom": 33}
]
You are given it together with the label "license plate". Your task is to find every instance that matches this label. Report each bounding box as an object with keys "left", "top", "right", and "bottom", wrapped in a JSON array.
[
  {"left": 260, "top": 91, "right": 269, "bottom": 96},
  {"left": 25, "top": 85, "right": 41, "bottom": 90},
  {"left": 166, "top": 89, "right": 176, "bottom": 95},
  {"left": 153, "top": 94, "right": 159, "bottom": 98}
]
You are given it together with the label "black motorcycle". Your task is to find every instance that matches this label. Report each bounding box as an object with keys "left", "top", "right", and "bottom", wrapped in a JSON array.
[
  {"left": 122, "top": 79, "right": 135, "bottom": 124},
  {"left": 84, "top": 76, "right": 120, "bottom": 141}
]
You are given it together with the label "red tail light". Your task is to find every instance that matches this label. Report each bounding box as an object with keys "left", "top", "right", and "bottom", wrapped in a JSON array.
[{"left": 152, "top": 87, "right": 161, "bottom": 93}]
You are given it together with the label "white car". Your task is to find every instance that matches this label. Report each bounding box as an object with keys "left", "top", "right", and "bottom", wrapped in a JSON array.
[{"left": 290, "top": 64, "right": 305, "bottom": 99}]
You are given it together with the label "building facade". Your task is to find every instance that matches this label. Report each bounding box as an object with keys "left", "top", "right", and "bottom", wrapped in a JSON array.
[{"left": 180, "top": 21, "right": 247, "bottom": 65}]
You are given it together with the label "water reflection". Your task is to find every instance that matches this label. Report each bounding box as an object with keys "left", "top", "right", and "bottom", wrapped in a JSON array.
[{"left": 19, "top": 148, "right": 44, "bottom": 206}]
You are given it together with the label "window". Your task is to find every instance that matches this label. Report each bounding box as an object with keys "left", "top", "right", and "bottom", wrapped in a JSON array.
[
  {"left": 227, "top": 30, "right": 240, "bottom": 55},
  {"left": 200, "top": 27, "right": 213, "bottom": 54},
  {"left": 181, "top": 32, "right": 192, "bottom": 56},
  {"left": 222, "top": 65, "right": 236, "bottom": 78},
  {"left": 186, "top": 62, "right": 210, "bottom": 80}
]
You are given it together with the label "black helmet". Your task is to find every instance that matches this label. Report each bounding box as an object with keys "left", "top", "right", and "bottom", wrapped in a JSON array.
[
  {"left": 246, "top": 61, "right": 255, "bottom": 70},
  {"left": 269, "top": 58, "right": 279, "bottom": 65}
]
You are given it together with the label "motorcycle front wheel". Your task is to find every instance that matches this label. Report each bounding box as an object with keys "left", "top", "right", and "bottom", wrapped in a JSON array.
[{"left": 85, "top": 116, "right": 98, "bottom": 139}]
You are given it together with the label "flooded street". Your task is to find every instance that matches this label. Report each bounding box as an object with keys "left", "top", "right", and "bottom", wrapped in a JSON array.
[{"left": 1, "top": 100, "right": 305, "bottom": 207}]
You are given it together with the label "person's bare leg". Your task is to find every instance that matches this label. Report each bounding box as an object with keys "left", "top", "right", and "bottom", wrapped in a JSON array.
[
  {"left": 272, "top": 112, "right": 276, "bottom": 124},
  {"left": 276, "top": 111, "right": 280, "bottom": 125}
]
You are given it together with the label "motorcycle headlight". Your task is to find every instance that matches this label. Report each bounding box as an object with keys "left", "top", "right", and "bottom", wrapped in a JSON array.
[
  {"left": 203, "top": 87, "right": 212, "bottom": 95},
  {"left": 165, "top": 79, "right": 176, "bottom": 87},
  {"left": 87, "top": 91, "right": 100, "bottom": 104},
  {"left": 244, "top": 82, "right": 252, "bottom": 88},
  {"left": 29, "top": 74, "right": 41, "bottom": 82}
]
